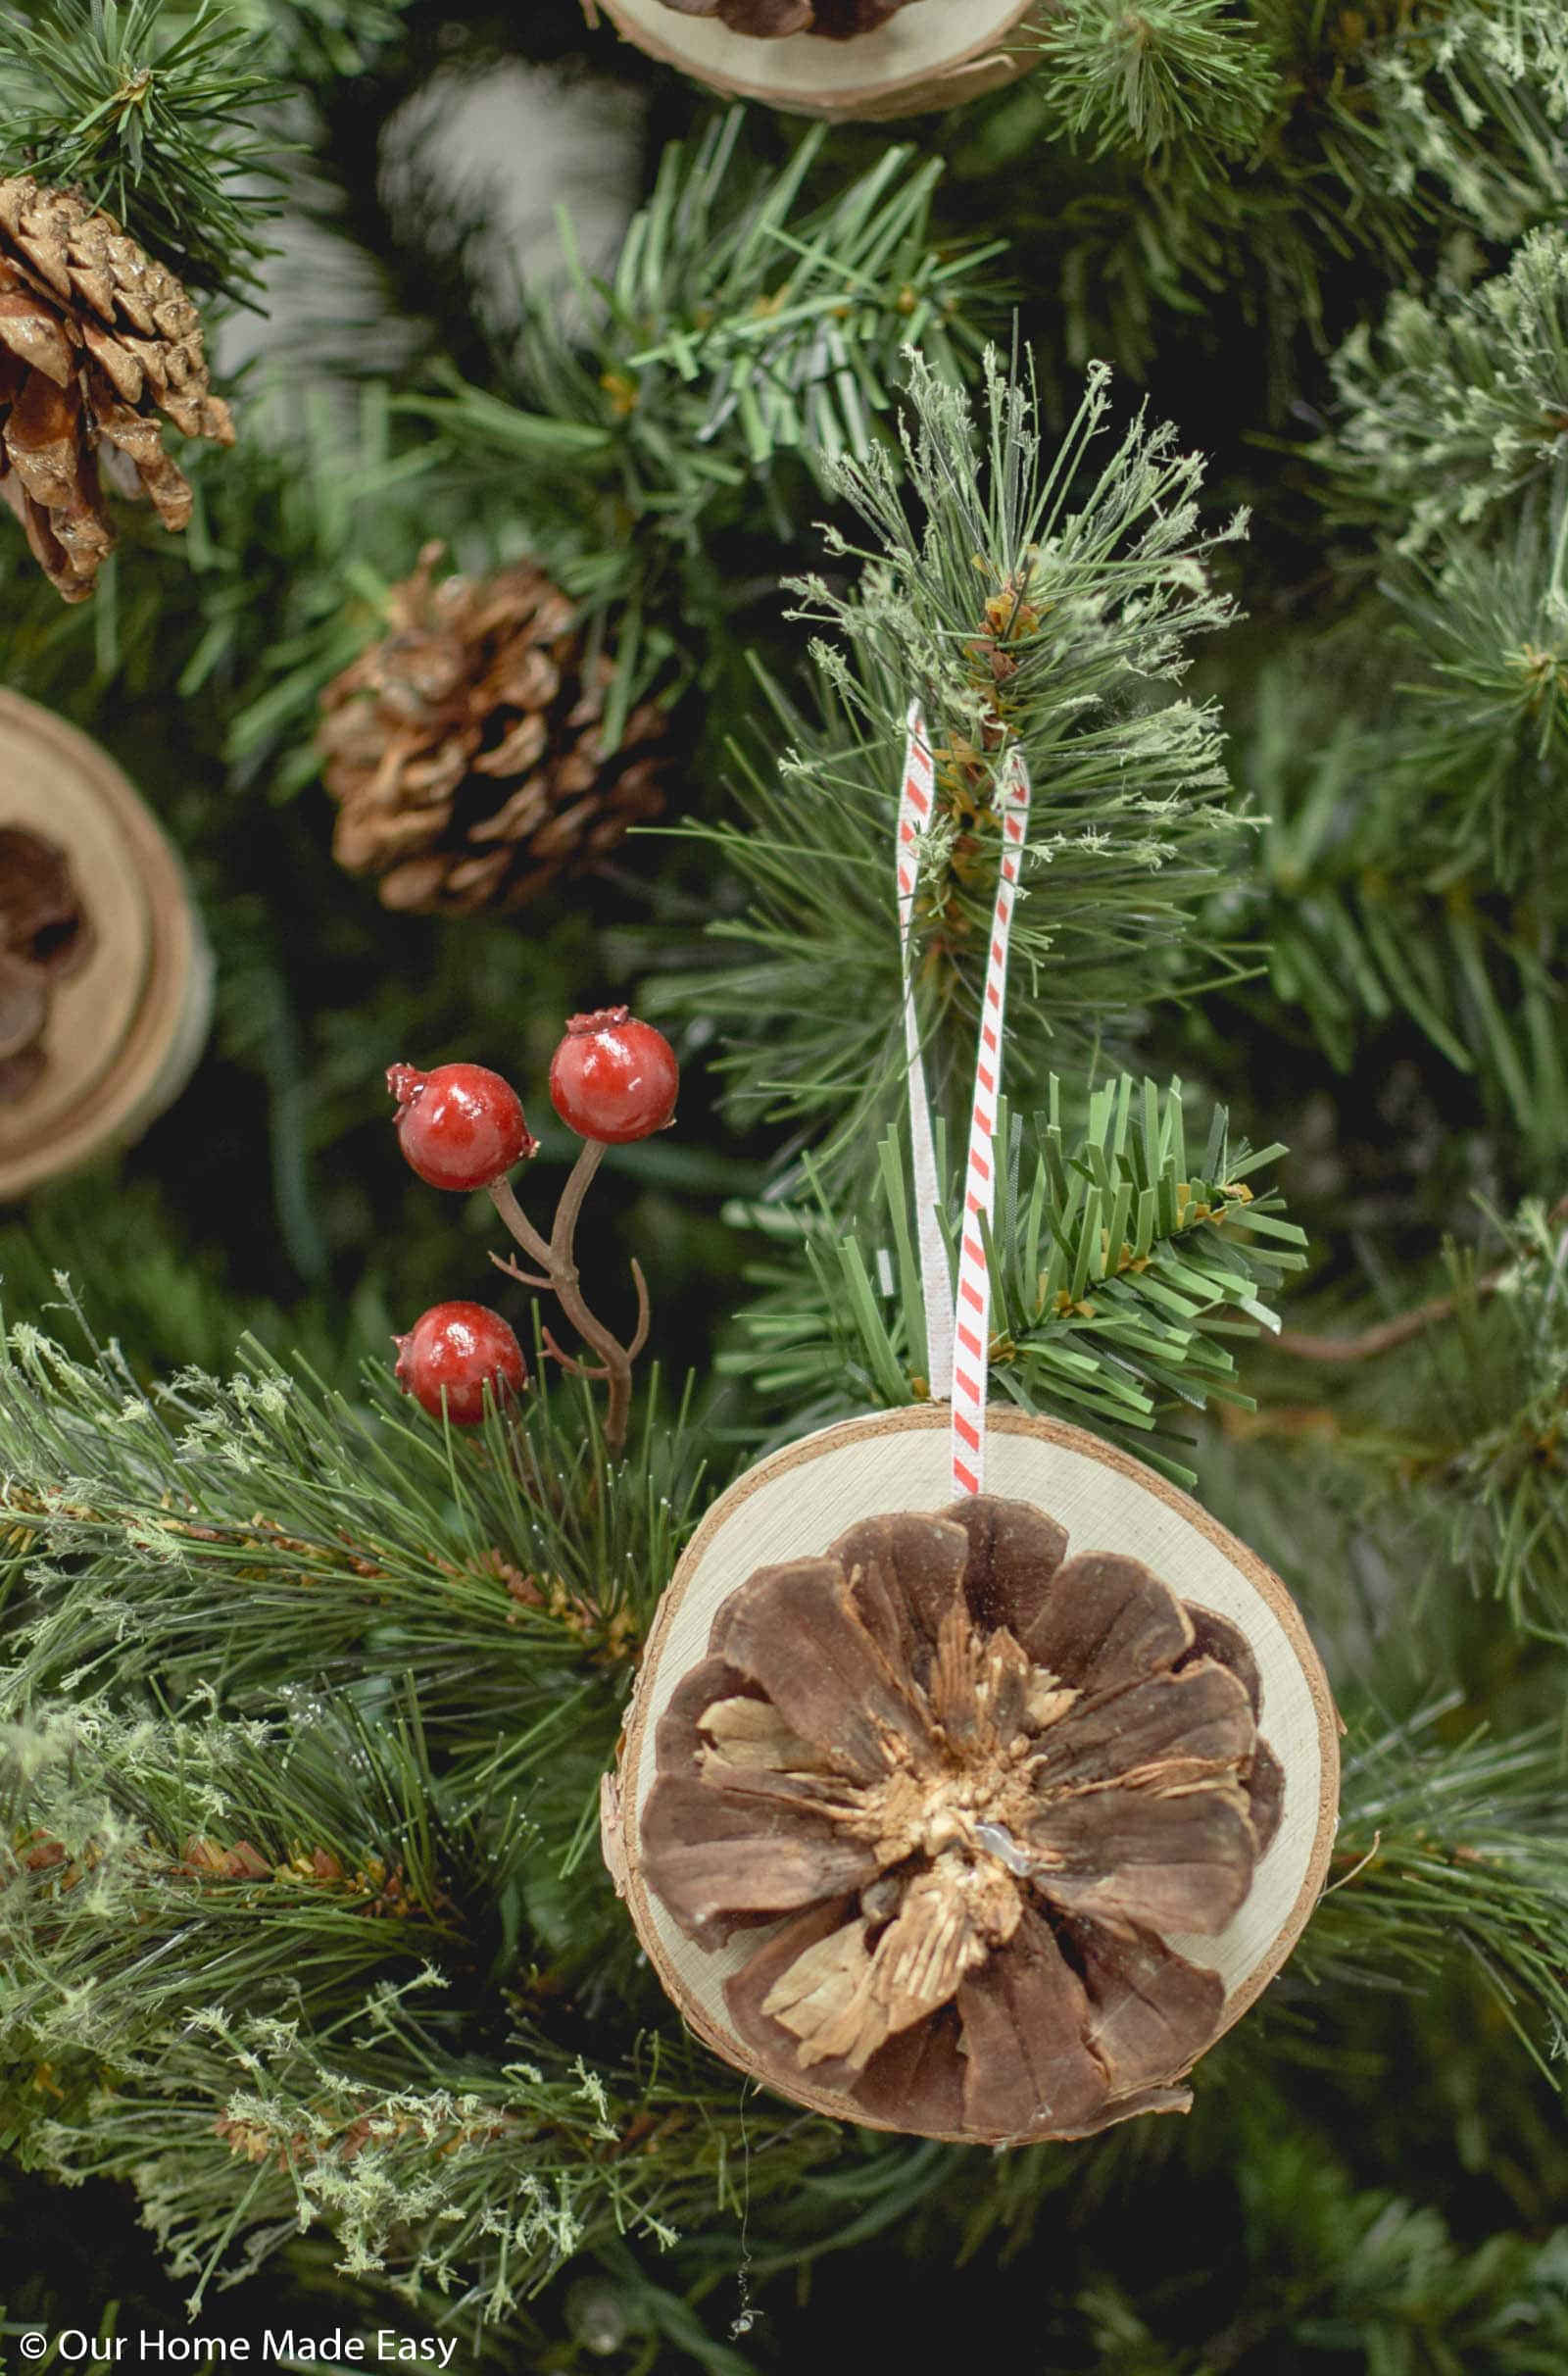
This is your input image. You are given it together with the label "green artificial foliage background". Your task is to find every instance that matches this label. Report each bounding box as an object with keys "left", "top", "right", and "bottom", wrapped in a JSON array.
[{"left": 3, "top": 1, "right": 1568, "bottom": 2368}]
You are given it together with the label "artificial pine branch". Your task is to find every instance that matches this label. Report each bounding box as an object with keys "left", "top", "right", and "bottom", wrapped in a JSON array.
[
  {"left": 1031, "top": 0, "right": 1276, "bottom": 165},
  {"left": 0, "top": 1311, "right": 703, "bottom": 1815},
  {"left": 724, "top": 1079, "right": 1303, "bottom": 1482},
  {"left": 0, "top": 0, "right": 288, "bottom": 302},
  {"left": 1386, "top": 470, "right": 1568, "bottom": 888},
  {"left": 1055, "top": 2110, "right": 1568, "bottom": 2374},
  {"left": 1304, "top": 1708, "right": 1568, "bottom": 2085},
  {"left": 1245, "top": 1202, "right": 1568, "bottom": 1642},
  {"left": 1400, "top": 1207, "right": 1568, "bottom": 1643},
  {"left": 998, "top": 0, "right": 1568, "bottom": 385},
  {"left": 410, "top": 111, "right": 999, "bottom": 729},
  {"left": 1217, "top": 652, "right": 1568, "bottom": 1159}
]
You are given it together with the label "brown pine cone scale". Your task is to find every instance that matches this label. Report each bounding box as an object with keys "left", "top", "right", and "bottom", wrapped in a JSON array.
[
  {"left": 0, "top": 177, "right": 234, "bottom": 601},
  {"left": 641, "top": 1496, "right": 1280, "bottom": 2142},
  {"left": 318, "top": 546, "right": 668, "bottom": 917}
]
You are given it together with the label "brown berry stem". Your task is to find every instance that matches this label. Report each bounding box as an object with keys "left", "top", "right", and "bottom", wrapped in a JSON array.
[{"left": 486, "top": 1146, "right": 647, "bottom": 1457}]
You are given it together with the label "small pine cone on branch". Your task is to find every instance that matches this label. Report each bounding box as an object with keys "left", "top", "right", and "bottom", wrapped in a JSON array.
[
  {"left": 318, "top": 545, "right": 669, "bottom": 917},
  {"left": 655, "top": 0, "right": 913, "bottom": 36},
  {"left": 0, "top": 177, "right": 235, "bottom": 602}
]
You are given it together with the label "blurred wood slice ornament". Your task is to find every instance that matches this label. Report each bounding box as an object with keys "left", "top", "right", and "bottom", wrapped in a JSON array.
[
  {"left": 587, "top": 0, "right": 1045, "bottom": 120},
  {"left": 603, "top": 1404, "right": 1340, "bottom": 2145},
  {"left": 0, "top": 690, "right": 213, "bottom": 1200}
]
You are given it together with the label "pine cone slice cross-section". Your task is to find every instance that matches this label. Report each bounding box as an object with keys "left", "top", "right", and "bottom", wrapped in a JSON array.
[
  {"left": 0, "top": 177, "right": 234, "bottom": 602},
  {"left": 639, "top": 1496, "right": 1280, "bottom": 2143},
  {"left": 656, "top": 0, "right": 916, "bottom": 39},
  {"left": 318, "top": 545, "right": 669, "bottom": 917}
]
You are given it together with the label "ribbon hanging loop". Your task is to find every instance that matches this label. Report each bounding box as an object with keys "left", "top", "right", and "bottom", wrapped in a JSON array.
[{"left": 896, "top": 706, "right": 1032, "bottom": 1499}]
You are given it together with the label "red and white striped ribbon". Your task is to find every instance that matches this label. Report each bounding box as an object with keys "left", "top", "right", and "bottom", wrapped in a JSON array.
[
  {"left": 896, "top": 702, "right": 955, "bottom": 1404},
  {"left": 897, "top": 706, "right": 1032, "bottom": 1498}
]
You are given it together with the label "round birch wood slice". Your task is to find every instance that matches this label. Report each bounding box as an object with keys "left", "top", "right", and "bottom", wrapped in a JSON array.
[
  {"left": 0, "top": 691, "right": 214, "bottom": 1202},
  {"left": 605, "top": 1403, "right": 1341, "bottom": 2142},
  {"left": 590, "top": 0, "right": 1045, "bottom": 121}
]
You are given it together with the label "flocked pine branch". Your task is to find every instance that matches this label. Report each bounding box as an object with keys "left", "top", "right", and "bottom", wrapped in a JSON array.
[
  {"left": 0, "top": 0, "right": 288, "bottom": 300},
  {"left": 0, "top": 1312, "right": 847, "bottom": 2323},
  {"left": 0, "top": 1308, "right": 702, "bottom": 1870},
  {"left": 723, "top": 1078, "right": 1304, "bottom": 1485},
  {"left": 979, "top": 0, "right": 1568, "bottom": 384},
  {"left": 1, "top": 1695, "right": 839, "bottom": 2323},
  {"left": 1321, "top": 0, "right": 1568, "bottom": 232},
  {"left": 662, "top": 352, "right": 1251, "bottom": 1163},
  {"left": 1385, "top": 470, "right": 1568, "bottom": 888},
  {"left": 1318, "top": 225, "right": 1568, "bottom": 553}
]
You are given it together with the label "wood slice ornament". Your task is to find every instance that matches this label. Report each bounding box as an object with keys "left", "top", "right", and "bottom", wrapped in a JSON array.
[
  {"left": 587, "top": 0, "right": 1046, "bottom": 121},
  {"left": 604, "top": 706, "right": 1339, "bottom": 2143},
  {"left": 604, "top": 1405, "right": 1339, "bottom": 2144},
  {"left": 0, "top": 691, "right": 213, "bottom": 1200}
]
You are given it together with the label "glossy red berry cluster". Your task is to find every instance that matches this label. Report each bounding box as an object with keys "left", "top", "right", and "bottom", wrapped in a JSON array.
[{"left": 389, "top": 1008, "right": 678, "bottom": 1430}]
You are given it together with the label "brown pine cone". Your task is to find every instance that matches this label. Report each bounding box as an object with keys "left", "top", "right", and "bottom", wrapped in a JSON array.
[
  {"left": 656, "top": 0, "right": 915, "bottom": 38},
  {"left": 0, "top": 177, "right": 235, "bottom": 602},
  {"left": 318, "top": 545, "right": 669, "bottom": 917},
  {"left": 640, "top": 1497, "right": 1282, "bottom": 2142}
]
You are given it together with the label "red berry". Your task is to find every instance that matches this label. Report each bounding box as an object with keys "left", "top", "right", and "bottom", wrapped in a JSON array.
[
  {"left": 393, "top": 1302, "right": 528, "bottom": 1426},
  {"left": 388, "top": 1061, "right": 536, "bottom": 1191},
  {"left": 548, "top": 1008, "right": 679, "bottom": 1145}
]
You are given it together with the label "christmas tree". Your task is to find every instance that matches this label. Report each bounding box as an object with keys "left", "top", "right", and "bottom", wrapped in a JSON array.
[{"left": 5, "top": 1, "right": 1568, "bottom": 2365}]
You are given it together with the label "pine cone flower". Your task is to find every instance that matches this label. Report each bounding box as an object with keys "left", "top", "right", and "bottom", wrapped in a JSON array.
[
  {"left": 655, "top": 0, "right": 915, "bottom": 38},
  {"left": 0, "top": 177, "right": 234, "bottom": 602},
  {"left": 641, "top": 1498, "right": 1284, "bottom": 2142},
  {"left": 318, "top": 545, "right": 669, "bottom": 917}
]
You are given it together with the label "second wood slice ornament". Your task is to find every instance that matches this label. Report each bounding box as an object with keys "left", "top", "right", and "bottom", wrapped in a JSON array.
[
  {"left": 0, "top": 690, "right": 213, "bottom": 1201},
  {"left": 589, "top": 0, "right": 1045, "bottom": 121}
]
